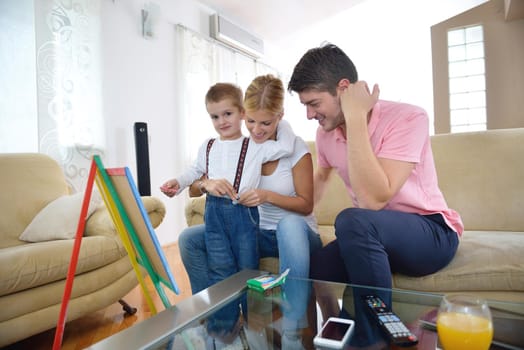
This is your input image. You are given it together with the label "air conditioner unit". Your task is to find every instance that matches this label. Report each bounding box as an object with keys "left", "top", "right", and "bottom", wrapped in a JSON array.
[{"left": 209, "top": 14, "right": 264, "bottom": 58}]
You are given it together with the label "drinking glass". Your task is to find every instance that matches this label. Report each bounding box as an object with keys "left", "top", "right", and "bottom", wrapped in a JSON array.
[{"left": 437, "top": 294, "right": 493, "bottom": 350}]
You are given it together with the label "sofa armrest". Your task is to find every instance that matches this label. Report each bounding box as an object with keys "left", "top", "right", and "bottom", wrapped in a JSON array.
[
  {"left": 185, "top": 196, "right": 206, "bottom": 227},
  {"left": 84, "top": 196, "right": 166, "bottom": 237}
]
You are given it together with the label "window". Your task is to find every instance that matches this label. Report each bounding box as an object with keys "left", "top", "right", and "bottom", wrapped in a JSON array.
[{"left": 447, "top": 24, "right": 486, "bottom": 133}]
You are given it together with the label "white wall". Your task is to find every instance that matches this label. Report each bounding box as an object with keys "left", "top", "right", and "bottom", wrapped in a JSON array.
[
  {"left": 100, "top": 0, "right": 216, "bottom": 245},
  {"left": 263, "top": 0, "right": 488, "bottom": 137}
]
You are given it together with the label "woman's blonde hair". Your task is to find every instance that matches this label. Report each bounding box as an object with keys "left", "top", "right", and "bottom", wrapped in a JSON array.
[{"left": 244, "top": 74, "right": 284, "bottom": 115}]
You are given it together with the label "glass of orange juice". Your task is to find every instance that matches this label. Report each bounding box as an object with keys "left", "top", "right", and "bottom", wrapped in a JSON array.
[{"left": 437, "top": 294, "right": 493, "bottom": 350}]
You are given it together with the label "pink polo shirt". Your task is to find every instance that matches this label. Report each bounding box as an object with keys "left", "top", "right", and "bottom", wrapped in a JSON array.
[{"left": 316, "top": 100, "right": 463, "bottom": 235}]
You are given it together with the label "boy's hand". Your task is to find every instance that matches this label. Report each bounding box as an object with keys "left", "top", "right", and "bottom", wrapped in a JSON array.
[
  {"left": 204, "top": 178, "right": 237, "bottom": 200},
  {"left": 160, "top": 179, "right": 180, "bottom": 197}
]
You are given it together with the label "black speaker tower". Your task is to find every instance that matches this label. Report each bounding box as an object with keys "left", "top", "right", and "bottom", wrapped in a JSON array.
[{"left": 134, "top": 122, "right": 151, "bottom": 196}]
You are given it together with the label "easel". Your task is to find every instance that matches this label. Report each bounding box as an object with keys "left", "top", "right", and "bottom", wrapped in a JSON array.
[{"left": 53, "top": 155, "right": 179, "bottom": 349}]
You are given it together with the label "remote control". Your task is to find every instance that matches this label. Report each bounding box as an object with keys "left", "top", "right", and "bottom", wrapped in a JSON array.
[{"left": 362, "top": 295, "right": 418, "bottom": 347}]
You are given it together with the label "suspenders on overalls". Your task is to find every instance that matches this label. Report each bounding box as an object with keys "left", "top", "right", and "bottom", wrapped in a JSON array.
[{"left": 205, "top": 137, "right": 250, "bottom": 193}]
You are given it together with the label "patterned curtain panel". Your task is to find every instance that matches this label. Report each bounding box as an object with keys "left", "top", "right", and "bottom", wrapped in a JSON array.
[{"left": 34, "top": 0, "right": 104, "bottom": 192}]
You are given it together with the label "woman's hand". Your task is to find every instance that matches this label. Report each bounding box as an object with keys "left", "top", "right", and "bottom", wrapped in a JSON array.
[
  {"left": 160, "top": 179, "right": 180, "bottom": 197},
  {"left": 202, "top": 178, "right": 238, "bottom": 200},
  {"left": 238, "top": 189, "right": 269, "bottom": 207}
]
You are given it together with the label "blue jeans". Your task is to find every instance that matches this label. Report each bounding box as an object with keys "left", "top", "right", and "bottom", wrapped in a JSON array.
[
  {"left": 179, "top": 213, "right": 322, "bottom": 333},
  {"left": 204, "top": 195, "right": 259, "bottom": 335},
  {"left": 179, "top": 213, "right": 322, "bottom": 292},
  {"left": 258, "top": 214, "right": 322, "bottom": 332},
  {"left": 258, "top": 214, "right": 322, "bottom": 277},
  {"left": 204, "top": 195, "right": 259, "bottom": 285},
  {"left": 310, "top": 208, "right": 459, "bottom": 346},
  {"left": 178, "top": 224, "right": 209, "bottom": 294}
]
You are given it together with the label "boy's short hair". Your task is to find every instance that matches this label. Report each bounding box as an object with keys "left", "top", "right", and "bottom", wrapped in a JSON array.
[
  {"left": 288, "top": 43, "right": 358, "bottom": 96},
  {"left": 205, "top": 83, "right": 244, "bottom": 111}
]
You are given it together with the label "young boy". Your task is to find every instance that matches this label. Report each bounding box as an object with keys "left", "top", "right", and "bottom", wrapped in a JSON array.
[{"left": 161, "top": 83, "right": 295, "bottom": 335}]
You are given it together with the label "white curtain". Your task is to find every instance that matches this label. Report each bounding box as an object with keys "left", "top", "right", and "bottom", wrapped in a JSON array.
[
  {"left": 0, "top": 0, "right": 38, "bottom": 153},
  {"left": 34, "top": 0, "right": 103, "bottom": 192},
  {"left": 173, "top": 24, "right": 279, "bottom": 171}
]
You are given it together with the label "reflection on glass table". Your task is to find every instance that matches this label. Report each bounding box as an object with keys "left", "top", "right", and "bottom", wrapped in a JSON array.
[{"left": 87, "top": 269, "right": 524, "bottom": 350}]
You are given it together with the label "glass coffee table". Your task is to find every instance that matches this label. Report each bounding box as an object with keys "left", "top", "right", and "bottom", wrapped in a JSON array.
[{"left": 88, "top": 269, "right": 524, "bottom": 350}]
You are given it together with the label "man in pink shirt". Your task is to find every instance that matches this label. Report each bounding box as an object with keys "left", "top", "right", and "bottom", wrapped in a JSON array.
[{"left": 288, "top": 43, "right": 463, "bottom": 347}]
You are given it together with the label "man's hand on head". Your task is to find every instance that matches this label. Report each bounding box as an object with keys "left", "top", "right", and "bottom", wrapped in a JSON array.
[{"left": 341, "top": 81, "right": 380, "bottom": 124}]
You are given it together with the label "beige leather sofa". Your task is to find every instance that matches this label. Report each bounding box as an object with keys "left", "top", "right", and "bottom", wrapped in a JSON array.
[
  {"left": 0, "top": 153, "right": 166, "bottom": 347},
  {"left": 185, "top": 128, "right": 524, "bottom": 303}
]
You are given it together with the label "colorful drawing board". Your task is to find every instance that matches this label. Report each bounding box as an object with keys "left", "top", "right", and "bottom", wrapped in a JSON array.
[
  {"left": 53, "top": 155, "right": 179, "bottom": 350},
  {"left": 93, "top": 155, "right": 180, "bottom": 307}
]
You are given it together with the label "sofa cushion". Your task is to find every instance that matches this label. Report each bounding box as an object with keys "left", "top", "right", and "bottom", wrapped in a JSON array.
[
  {"left": 0, "top": 257, "right": 135, "bottom": 322},
  {"left": 19, "top": 192, "right": 100, "bottom": 242},
  {"left": 431, "top": 129, "right": 524, "bottom": 231},
  {"left": 85, "top": 196, "right": 166, "bottom": 237},
  {"left": 0, "top": 235, "right": 127, "bottom": 296},
  {"left": 0, "top": 153, "right": 70, "bottom": 247},
  {"left": 392, "top": 231, "right": 524, "bottom": 292}
]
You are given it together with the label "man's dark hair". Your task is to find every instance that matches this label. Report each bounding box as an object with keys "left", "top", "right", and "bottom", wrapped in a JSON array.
[{"left": 288, "top": 43, "right": 358, "bottom": 96}]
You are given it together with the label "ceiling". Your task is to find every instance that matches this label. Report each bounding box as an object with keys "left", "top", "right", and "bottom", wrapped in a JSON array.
[{"left": 197, "top": 0, "right": 366, "bottom": 42}]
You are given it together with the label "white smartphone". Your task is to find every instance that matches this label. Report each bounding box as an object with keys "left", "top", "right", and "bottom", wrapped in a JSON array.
[{"left": 313, "top": 317, "right": 355, "bottom": 349}]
